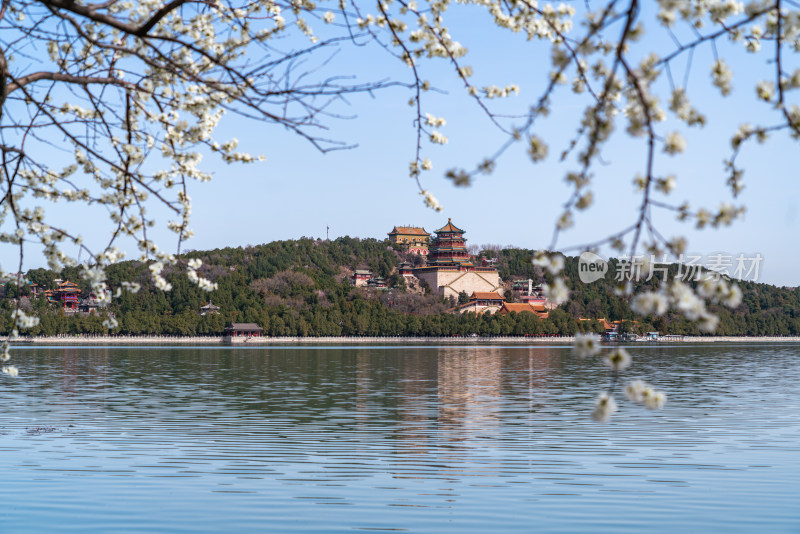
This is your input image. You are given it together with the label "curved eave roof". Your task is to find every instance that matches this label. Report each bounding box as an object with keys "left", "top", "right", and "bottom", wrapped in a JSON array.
[
  {"left": 388, "top": 226, "right": 430, "bottom": 237},
  {"left": 434, "top": 218, "right": 465, "bottom": 234}
]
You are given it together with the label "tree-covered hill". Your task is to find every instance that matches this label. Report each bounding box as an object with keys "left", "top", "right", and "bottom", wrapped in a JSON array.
[
  {"left": 482, "top": 249, "right": 800, "bottom": 336},
  {"left": 3, "top": 239, "right": 799, "bottom": 337}
]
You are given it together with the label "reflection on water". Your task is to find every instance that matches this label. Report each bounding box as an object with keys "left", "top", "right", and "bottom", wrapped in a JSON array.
[{"left": 1, "top": 344, "right": 799, "bottom": 532}]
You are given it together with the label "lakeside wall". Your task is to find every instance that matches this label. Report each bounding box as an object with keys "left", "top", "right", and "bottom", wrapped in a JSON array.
[
  {"left": 6, "top": 335, "right": 574, "bottom": 345},
  {"left": 681, "top": 336, "right": 800, "bottom": 342},
  {"left": 4, "top": 335, "right": 800, "bottom": 345}
]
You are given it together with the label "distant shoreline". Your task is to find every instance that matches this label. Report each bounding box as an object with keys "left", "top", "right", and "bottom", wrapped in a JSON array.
[{"left": 4, "top": 335, "right": 800, "bottom": 345}]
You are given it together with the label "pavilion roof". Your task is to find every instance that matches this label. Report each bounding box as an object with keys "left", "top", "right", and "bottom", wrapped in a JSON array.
[
  {"left": 226, "top": 323, "right": 263, "bottom": 331},
  {"left": 434, "top": 218, "right": 465, "bottom": 234},
  {"left": 579, "top": 317, "right": 613, "bottom": 330},
  {"left": 471, "top": 292, "right": 504, "bottom": 301},
  {"left": 500, "top": 303, "right": 548, "bottom": 314},
  {"left": 50, "top": 282, "right": 81, "bottom": 294},
  {"left": 388, "top": 226, "right": 430, "bottom": 236},
  {"left": 428, "top": 260, "right": 474, "bottom": 265}
]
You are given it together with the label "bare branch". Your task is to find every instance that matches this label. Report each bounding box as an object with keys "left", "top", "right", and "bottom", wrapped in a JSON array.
[{"left": 6, "top": 71, "right": 132, "bottom": 93}]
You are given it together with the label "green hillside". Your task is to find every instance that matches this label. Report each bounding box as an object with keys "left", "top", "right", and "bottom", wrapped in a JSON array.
[{"left": 2, "top": 238, "right": 799, "bottom": 337}]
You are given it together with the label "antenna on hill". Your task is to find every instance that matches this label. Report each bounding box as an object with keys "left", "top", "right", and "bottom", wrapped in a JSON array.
[{"left": 326, "top": 225, "right": 329, "bottom": 241}]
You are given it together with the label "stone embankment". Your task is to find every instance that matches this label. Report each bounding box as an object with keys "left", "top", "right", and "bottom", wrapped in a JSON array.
[
  {"left": 7, "top": 335, "right": 575, "bottom": 345},
  {"left": 224, "top": 336, "right": 576, "bottom": 344},
  {"left": 6, "top": 335, "right": 223, "bottom": 344},
  {"left": 681, "top": 336, "right": 800, "bottom": 342},
  {"left": 3, "top": 335, "right": 799, "bottom": 345}
]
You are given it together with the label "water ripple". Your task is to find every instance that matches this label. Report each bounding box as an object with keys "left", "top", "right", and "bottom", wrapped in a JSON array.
[{"left": 0, "top": 344, "right": 798, "bottom": 532}]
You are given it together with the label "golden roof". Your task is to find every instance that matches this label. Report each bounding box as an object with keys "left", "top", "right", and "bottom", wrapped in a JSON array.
[{"left": 388, "top": 226, "right": 430, "bottom": 237}]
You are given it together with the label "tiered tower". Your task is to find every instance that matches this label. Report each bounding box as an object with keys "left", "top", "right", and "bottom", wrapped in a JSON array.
[
  {"left": 411, "top": 219, "right": 503, "bottom": 299},
  {"left": 427, "top": 219, "right": 473, "bottom": 268}
]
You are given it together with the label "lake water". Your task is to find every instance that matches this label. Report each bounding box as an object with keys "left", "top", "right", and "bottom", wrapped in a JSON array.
[{"left": 1, "top": 344, "right": 798, "bottom": 532}]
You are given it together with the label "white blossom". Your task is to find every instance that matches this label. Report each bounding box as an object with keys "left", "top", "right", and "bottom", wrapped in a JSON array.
[
  {"left": 557, "top": 211, "right": 573, "bottom": 230},
  {"left": 149, "top": 261, "right": 173, "bottom": 292},
  {"left": 604, "top": 347, "right": 632, "bottom": 371},
  {"left": 722, "top": 284, "right": 743, "bottom": 308},
  {"left": 430, "top": 131, "right": 448, "bottom": 145},
  {"left": 656, "top": 175, "right": 676, "bottom": 194},
  {"left": 573, "top": 333, "right": 601, "bottom": 358},
  {"left": 732, "top": 123, "right": 754, "bottom": 148},
  {"left": 663, "top": 131, "right": 686, "bottom": 154},
  {"left": 756, "top": 80, "right": 775, "bottom": 101},
  {"left": 698, "top": 312, "right": 720, "bottom": 332},
  {"left": 543, "top": 277, "right": 569, "bottom": 305},
  {"left": 533, "top": 251, "right": 564, "bottom": 275},
  {"left": 575, "top": 191, "right": 594, "bottom": 210},
  {"left": 630, "top": 291, "right": 669, "bottom": 316},
  {"left": 592, "top": 392, "right": 618, "bottom": 422},
  {"left": 420, "top": 190, "right": 442, "bottom": 212},
  {"left": 711, "top": 59, "right": 733, "bottom": 95},
  {"left": 527, "top": 135, "right": 548, "bottom": 162},
  {"left": 424, "top": 113, "right": 447, "bottom": 128},
  {"left": 11, "top": 309, "right": 40, "bottom": 330},
  {"left": 626, "top": 380, "right": 667, "bottom": 409},
  {"left": 641, "top": 387, "right": 667, "bottom": 409},
  {"left": 670, "top": 281, "right": 706, "bottom": 321},
  {"left": 624, "top": 380, "right": 647, "bottom": 402}
]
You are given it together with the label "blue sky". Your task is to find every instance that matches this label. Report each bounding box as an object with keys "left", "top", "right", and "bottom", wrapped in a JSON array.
[{"left": 4, "top": 4, "right": 799, "bottom": 286}]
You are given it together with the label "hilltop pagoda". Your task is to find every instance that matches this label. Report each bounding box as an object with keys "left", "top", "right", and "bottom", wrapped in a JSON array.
[
  {"left": 427, "top": 219, "right": 473, "bottom": 268},
  {"left": 411, "top": 219, "right": 503, "bottom": 300}
]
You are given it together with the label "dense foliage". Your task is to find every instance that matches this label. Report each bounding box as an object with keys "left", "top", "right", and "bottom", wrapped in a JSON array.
[{"left": 2, "top": 238, "right": 799, "bottom": 337}]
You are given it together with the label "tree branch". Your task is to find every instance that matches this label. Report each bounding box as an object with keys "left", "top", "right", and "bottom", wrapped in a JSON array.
[
  {"left": 6, "top": 71, "right": 132, "bottom": 94},
  {"left": 135, "top": 0, "right": 193, "bottom": 36},
  {"left": 40, "top": 0, "right": 209, "bottom": 38},
  {"left": 38, "top": 0, "right": 138, "bottom": 34}
]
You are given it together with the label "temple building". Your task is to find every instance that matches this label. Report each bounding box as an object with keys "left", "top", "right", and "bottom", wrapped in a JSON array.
[
  {"left": 78, "top": 294, "right": 101, "bottom": 314},
  {"left": 224, "top": 323, "right": 263, "bottom": 339},
  {"left": 388, "top": 226, "right": 430, "bottom": 255},
  {"left": 456, "top": 291, "right": 505, "bottom": 315},
  {"left": 366, "top": 276, "right": 387, "bottom": 289},
  {"left": 511, "top": 279, "right": 560, "bottom": 310},
  {"left": 200, "top": 302, "right": 221, "bottom": 316},
  {"left": 0, "top": 276, "right": 42, "bottom": 298},
  {"left": 398, "top": 261, "right": 414, "bottom": 277},
  {"left": 413, "top": 219, "right": 503, "bottom": 300},
  {"left": 498, "top": 302, "right": 549, "bottom": 319},
  {"left": 426, "top": 219, "right": 473, "bottom": 268},
  {"left": 25, "top": 281, "right": 42, "bottom": 297},
  {"left": 44, "top": 280, "right": 81, "bottom": 312},
  {"left": 352, "top": 269, "right": 372, "bottom": 287}
]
